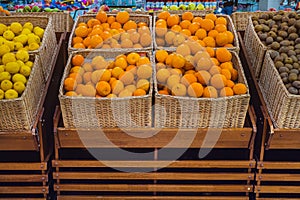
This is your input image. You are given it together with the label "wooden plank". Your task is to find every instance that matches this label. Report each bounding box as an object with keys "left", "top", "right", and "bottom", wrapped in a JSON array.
[
  {"left": 57, "top": 128, "right": 252, "bottom": 149},
  {"left": 0, "top": 162, "right": 47, "bottom": 170},
  {"left": 257, "top": 198, "right": 300, "bottom": 200},
  {"left": 58, "top": 196, "right": 249, "bottom": 200},
  {"left": 0, "top": 198, "right": 46, "bottom": 200},
  {"left": 0, "top": 186, "right": 48, "bottom": 194},
  {"left": 256, "top": 186, "right": 300, "bottom": 193},
  {"left": 256, "top": 174, "right": 300, "bottom": 181},
  {"left": 0, "top": 174, "right": 47, "bottom": 182},
  {"left": 55, "top": 184, "right": 253, "bottom": 192},
  {"left": 53, "top": 160, "right": 255, "bottom": 169},
  {"left": 268, "top": 129, "right": 300, "bottom": 149},
  {"left": 54, "top": 172, "right": 253, "bottom": 181},
  {"left": 0, "top": 132, "right": 37, "bottom": 151},
  {"left": 258, "top": 162, "right": 300, "bottom": 170}
]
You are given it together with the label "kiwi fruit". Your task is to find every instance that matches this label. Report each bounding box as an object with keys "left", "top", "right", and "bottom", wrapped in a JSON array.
[
  {"left": 260, "top": 14, "right": 269, "bottom": 20},
  {"left": 295, "top": 44, "right": 300, "bottom": 49},
  {"left": 285, "top": 57, "right": 294, "bottom": 64},
  {"left": 294, "top": 20, "right": 300, "bottom": 29},
  {"left": 280, "top": 40, "right": 290, "bottom": 46},
  {"left": 275, "top": 61, "right": 284, "bottom": 68},
  {"left": 288, "top": 12, "right": 296, "bottom": 19},
  {"left": 282, "top": 16, "right": 289, "bottom": 23},
  {"left": 293, "top": 62, "right": 300, "bottom": 69},
  {"left": 291, "top": 55, "right": 298, "bottom": 62},
  {"left": 273, "top": 15, "right": 282, "bottom": 21},
  {"left": 278, "top": 30, "right": 288, "bottom": 38},
  {"left": 253, "top": 20, "right": 259, "bottom": 26},
  {"left": 259, "top": 33, "right": 268, "bottom": 41},
  {"left": 292, "top": 81, "right": 300, "bottom": 89},
  {"left": 255, "top": 24, "right": 263, "bottom": 32},
  {"left": 289, "top": 73, "right": 298, "bottom": 82},
  {"left": 275, "top": 55, "right": 284, "bottom": 62},
  {"left": 288, "top": 44, "right": 295, "bottom": 49},
  {"left": 288, "top": 26, "right": 297, "bottom": 34},
  {"left": 279, "top": 46, "right": 289, "bottom": 53},
  {"left": 279, "top": 66, "right": 289, "bottom": 73},
  {"left": 276, "top": 36, "right": 283, "bottom": 42},
  {"left": 288, "top": 33, "right": 298, "bottom": 40},
  {"left": 295, "top": 38, "right": 300, "bottom": 44},
  {"left": 285, "top": 63, "right": 293, "bottom": 70},
  {"left": 290, "top": 69, "right": 299, "bottom": 74},
  {"left": 271, "top": 41, "right": 280, "bottom": 50},
  {"left": 259, "top": 19, "right": 266, "bottom": 25},
  {"left": 288, "top": 50, "right": 297, "bottom": 56},
  {"left": 288, "top": 86, "right": 299, "bottom": 94},
  {"left": 288, "top": 18, "right": 296, "bottom": 26},
  {"left": 266, "top": 36, "right": 273, "bottom": 44},
  {"left": 262, "top": 24, "right": 270, "bottom": 32},
  {"left": 285, "top": 83, "right": 292, "bottom": 89},
  {"left": 270, "top": 51, "right": 279, "bottom": 59},
  {"left": 280, "top": 72, "right": 289, "bottom": 78},
  {"left": 282, "top": 77, "right": 289, "bottom": 83},
  {"left": 268, "top": 31, "right": 277, "bottom": 39},
  {"left": 278, "top": 10, "right": 285, "bottom": 15}
]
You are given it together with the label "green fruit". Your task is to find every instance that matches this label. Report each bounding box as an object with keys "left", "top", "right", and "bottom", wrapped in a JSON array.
[
  {"left": 0, "top": 44, "right": 10, "bottom": 56},
  {"left": 1, "top": 80, "right": 13, "bottom": 91},
  {"left": 12, "top": 73, "right": 27, "bottom": 84},
  {"left": 23, "top": 5, "right": 31, "bottom": 12},
  {"left": 32, "top": 6, "right": 40, "bottom": 12},
  {"left": 23, "top": 22, "right": 33, "bottom": 31},
  {"left": 10, "top": 22, "right": 23, "bottom": 35},
  {"left": 0, "top": 89, "right": 4, "bottom": 99},
  {"left": 0, "top": 71, "right": 11, "bottom": 82},
  {"left": 4, "top": 89, "right": 18, "bottom": 99},
  {"left": 28, "top": 42, "right": 40, "bottom": 51},
  {"left": 13, "top": 81, "right": 26, "bottom": 94},
  {"left": 2, "top": 53, "right": 16, "bottom": 65},
  {"left": 5, "top": 62, "right": 20, "bottom": 74},
  {"left": 16, "top": 50, "right": 29, "bottom": 62},
  {"left": 14, "top": 42, "right": 23, "bottom": 51},
  {"left": 44, "top": 8, "right": 52, "bottom": 12},
  {"left": 19, "top": 65, "right": 31, "bottom": 77},
  {"left": 0, "top": 23, "right": 8, "bottom": 35},
  {"left": 3, "top": 30, "right": 15, "bottom": 41}
]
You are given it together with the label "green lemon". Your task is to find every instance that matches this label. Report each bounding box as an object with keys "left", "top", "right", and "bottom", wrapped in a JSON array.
[
  {"left": 13, "top": 81, "right": 26, "bottom": 94},
  {"left": 5, "top": 62, "right": 20, "bottom": 74},
  {"left": 1, "top": 79, "right": 13, "bottom": 91},
  {"left": 4, "top": 89, "right": 18, "bottom": 99}
]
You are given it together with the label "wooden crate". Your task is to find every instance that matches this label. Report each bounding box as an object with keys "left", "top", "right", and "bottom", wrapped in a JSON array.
[
  {"left": 53, "top": 101, "right": 257, "bottom": 199},
  {"left": 0, "top": 32, "right": 66, "bottom": 199},
  {"left": 239, "top": 31, "right": 300, "bottom": 199}
]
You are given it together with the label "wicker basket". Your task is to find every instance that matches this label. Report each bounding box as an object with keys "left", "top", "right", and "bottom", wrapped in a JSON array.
[
  {"left": 153, "top": 13, "right": 240, "bottom": 53},
  {"left": 259, "top": 51, "right": 300, "bottom": 129},
  {"left": 0, "top": 55, "right": 45, "bottom": 131},
  {"left": 59, "top": 50, "right": 153, "bottom": 129},
  {"left": 231, "top": 11, "right": 266, "bottom": 32},
  {"left": 68, "top": 13, "right": 153, "bottom": 54},
  {"left": 154, "top": 51, "right": 250, "bottom": 128},
  {"left": 10, "top": 12, "right": 74, "bottom": 32},
  {"left": 0, "top": 16, "right": 57, "bottom": 81}
]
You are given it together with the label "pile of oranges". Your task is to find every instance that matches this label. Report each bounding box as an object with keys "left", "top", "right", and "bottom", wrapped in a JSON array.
[
  {"left": 63, "top": 52, "right": 152, "bottom": 98},
  {"left": 72, "top": 11, "right": 152, "bottom": 49},
  {"left": 155, "top": 11, "right": 235, "bottom": 48},
  {"left": 155, "top": 40, "right": 247, "bottom": 98}
]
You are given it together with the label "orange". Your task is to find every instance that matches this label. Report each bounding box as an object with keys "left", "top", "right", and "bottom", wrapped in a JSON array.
[
  {"left": 72, "top": 55, "right": 85, "bottom": 66},
  {"left": 69, "top": 73, "right": 83, "bottom": 84},
  {"left": 231, "top": 68, "right": 238, "bottom": 81},
  {"left": 137, "top": 56, "right": 151, "bottom": 66},
  {"left": 64, "top": 77, "right": 77, "bottom": 91},
  {"left": 195, "top": 70, "right": 211, "bottom": 85},
  {"left": 137, "top": 79, "right": 150, "bottom": 92},
  {"left": 155, "top": 23, "right": 167, "bottom": 37},
  {"left": 167, "top": 14, "right": 179, "bottom": 27},
  {"left": 100, "top": 31, "right": 112, "bottom": 41},
  {"left": 203, "top": 36, "right": 216, "bottom": 47},
  {"left": 206, "top": 47, "right": 215, "bottom": 57},
  {"left": 99, "top": 69, "right": 111, "bottom": 82},
  {"left": 126, "top": 65, "right": 137, "bottom": 74},
  {"left": 70, "top": 66, "right": 84, "bottom": 75},
  {"left": 109, "top": 77, "right": 117, "bottom": 85},
  {"left": 181, "top": 73, "right": 197, "bottom": 87},
  {"left": 180, "top": 20, "right": 191, "bottom": 29},
  {"left": 133, "top": 88, "right": 146, "bottom": 96},
  {"left": 224, "top": 44, "right": 234, "bottom": 47},
  {"left": 138, "top": 26, "right": 151, "bottom": 35},
  {"left": 158, "top": 90, "right": 169, "bottom": 95},
  {"left": 210, "top": 74, "right": 227, "bottom": 89},
  {"left": 127, "top": 52, "right": 140, "bottom": 65},
  {"left": 200, "top": 19, "right": 214, "bottom": 31},
  {"left": 156, "top": 19, "right": 167, "bottom": 27},
  {"left": 75, "top": 26, "right": 89, "bottom": 37},
  {"left": 195, "top": 28, "right": 207, "bottom": 40},
  {"left": 156, "top": 49, "right": 169, "bottom": 63},
  {"left": 211, "top": 58, "right": 220, "bottom": 66},
  {"left": 78, "top": 22, "right": 87, "bottom": 27},
  {"left": 111, "top": 80, "right": 124, "bottom": 95},
  {"left": 89, "top": 28, "right": 103, "bottom": 36},
  {"left": 182, "top": 11, "right": 194, "bottom": 21},
  {"left": 119, "top": 71, "right": 134, "bottom": 85},
  {"left": 226, "top": 79, "right": 235, "bottom": 88},
  {"left": 138, "top": 22, "right": 147, "bottom": 27},
  {"left": 180, "top": 29, "right": 191, "bottom": 37},
  {"left": 171, "top": 25, "right": 182, "bottom": 33},
  {"left": 96, "top": 81, "right": 111, "bottom": 97},
  {"left": 116, "top": 11, "right": 130, "bottom": 24},
  {"left": 107, "top": 16, "right": 116, "bottom": 24},
  {"left": 172, "top": 54, "right": 185, "bottom": 69},
  {"left": 192, "top": 17, "right": 203, "bottom": 24},
  {"left": 189, "top": 22, "right": 200, "bottom": 35},
  {"left": 90, "top": 35, "right": 103, "bottom": 48},
  {"left": 221, "top": 68, "right": 231, "bottom": 80},
  {"left": 208, "top": 29, "right": 219, "bottom": 39},
  {"left": 87, "top": 18, "right": 101, "bottom": 28},
  {"left": 216, "top": 48, "right": 232, "bottom": 63},
  {"left": 187, "top": 82, "right": 203, "bottom": 98},
  {"left": 96, "top": 10, "right": 107, "bottom": 23},
  {"left": 110, "top": 21, "right": 122, "bottom": 29},
  {"left": 197, "top": 40, "right": 206, "bottom": 47},
  {"left": 101, "top": 23, "right": 110, "bottom": 30},
  {"left": 205, "top": 13, "right": 217, "bottom": 22},
  {"left": 72, "top": 37, "right": 83, "bottom": 46},
  {"left": 215, "top": 17, "right": 227, "bottom": 25},
  {"left": 233, "top": 83, "right": 247, "bottom": 95},
  {"left": 215, "top": 24, "right": 227, "bottom": 33},
  {"left": 225, "top": 31, "right": 234, "bottom": 44},
  {"left": 165, "top": 53, "right": 175, "bottom": 66},
  {"left": 203, "top": 86, "right": 218, "bottom": 98},
  {"left": 220, "top": 87, "right": 233, "bottom": 97},
  {"left": 83, "top": 36, "right": 91, "bottom": 47},
  {"left": 65, "top": 91, "right": 77, "bottom": 96},
  {"left": 140, "top": 33, "right": 152, "bottom": 47},
  {"left": 123, "top": 20, "right": 137, "bottom": 31},
  {"left": 216, "top": 32, "right": 229, "bottom": 46},
  {"left": 115, "top": 57, "right": 128, "bottom": 70},
  {"left": 111, "top": 67, "right": 124, "bottom": 79},
  {"left": 158, "top": 11, "right": 171, "bottom": 20}
]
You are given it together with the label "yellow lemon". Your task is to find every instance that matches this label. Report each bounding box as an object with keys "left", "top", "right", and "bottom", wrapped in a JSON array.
[{"left": 4, "top": 89, "right": 18, "bottom": 99}]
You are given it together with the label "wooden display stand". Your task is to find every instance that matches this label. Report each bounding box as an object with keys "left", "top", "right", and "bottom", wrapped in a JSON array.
[
  {"left": 239, "top": 32, "right": 300, "bottom": 199},
  {"left": 0, "top": 33, "right": 66, "bottom": 199},
  {"left": 52, "top": 103, "right": 257, "bottom": 199}
]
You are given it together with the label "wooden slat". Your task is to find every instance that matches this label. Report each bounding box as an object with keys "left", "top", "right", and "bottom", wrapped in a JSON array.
[
  {"left": 54, "top": 172, "right": 253, "bottom": 181},
  {"left": 256, "top": 186, "right": 300, "bottom": 193},
  {"left": 57, "top": 196, "right": 249, "bottom": 200},
  {"left": 53, "top": 160, "right": 255, "bottom": 169},
  {"left": 0, "top": 174, "right": 47, "bottom": 182},
  {"left": 57, "top": 128, "right": 252, "bottom": 149},
  {"left": 0, "top": 133, "right": 37, "bottom": 151},
  {"left": 257, "top": 198, "right": 300, "bottom": 200},
  {"left": 258, "top": 162, "right": 300, "bottom": 170},
  {"left": 256, "top": 174, "right": 300, "bottom": 181},
  {"left": 0, "top": 198, "right": 46, "bottom": 200},
  {"left": 0, "top": 186, "right": 48, "bottom": 194},
  {"left": 55, "top": 184, "right": 253, "bottom": 192},
  {"left": 268, "top": 129, "right": 300, "bottom": 149},
  {"left": 0, "top": 162, "right": 47, "bottom": 170}
]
